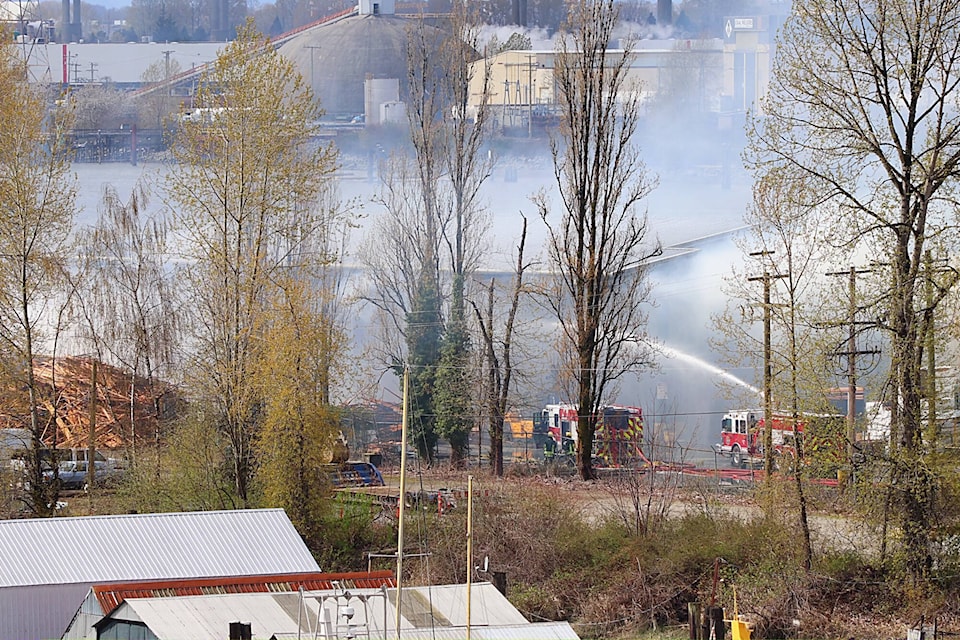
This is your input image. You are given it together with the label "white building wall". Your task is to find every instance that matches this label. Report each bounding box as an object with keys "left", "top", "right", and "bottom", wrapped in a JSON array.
[{"left": 365, "top": 78, "right": 399, "bottom": 125}]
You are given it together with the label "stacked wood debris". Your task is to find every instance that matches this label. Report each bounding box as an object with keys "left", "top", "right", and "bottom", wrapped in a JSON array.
[{"left": 0, "top": 356, "right": 179, "bottom": 450}]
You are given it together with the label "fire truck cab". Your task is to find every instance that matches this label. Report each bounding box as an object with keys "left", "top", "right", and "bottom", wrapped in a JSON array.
[
  {"left": 538, "top": 403, "right": 579, "bottom": 456},
  {"left": 714, "top": 409, "right": 802, "bottom": 468},
  {"left": 715, "top": 410, "right": 758, "bottom": 468}
]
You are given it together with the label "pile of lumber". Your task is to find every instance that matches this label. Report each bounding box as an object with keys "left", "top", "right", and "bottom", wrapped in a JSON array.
[{"left": 0, "top": 356, "right": 177, "bottom": 450}]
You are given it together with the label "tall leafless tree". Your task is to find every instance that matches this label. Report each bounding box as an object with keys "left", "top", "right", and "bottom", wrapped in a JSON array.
[
  {"left": 473, "top": 218, "right": 530, "bottom": 476},
  {"left": 434, "top": 3, "right": 495, "bottom": 465},
  {"left": 539, "top": 0, "right": 661, "bottom": 480},
  {"left": 364, "top": 11, "right": 494, "bottom": 463}
]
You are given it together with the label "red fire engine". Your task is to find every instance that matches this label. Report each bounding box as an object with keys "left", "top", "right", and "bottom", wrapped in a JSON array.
[
  {"left": 713, "top": 409, "right": 804, "bottom": 468},
  {"left": 535, "top": 403, "right": 645, "bottom": 467}
]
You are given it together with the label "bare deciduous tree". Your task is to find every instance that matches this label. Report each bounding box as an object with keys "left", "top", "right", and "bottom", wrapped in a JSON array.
[
  {"left": 365, "top": 11, "right": 495, "bottom": 464},
  {"left": 473, "top": 217, "right": 530, "bottom": 476},
  {"left": 75, "top": 182, "right": 181, "bottom": 468},
  {"left": 539, "top": 0, "right": 661, "bottom": 481},
  {"left": 137, "top": 57, "right": 183, "bottom": 129}
]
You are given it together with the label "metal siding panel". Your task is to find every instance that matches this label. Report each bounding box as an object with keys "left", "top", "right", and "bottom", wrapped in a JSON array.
[{"left": 0, "top": 583, "right": 92, "bottom": 640}]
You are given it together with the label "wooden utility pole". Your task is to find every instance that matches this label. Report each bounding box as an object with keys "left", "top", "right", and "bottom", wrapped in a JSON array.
[
  {"left": 826, "top": 266, "right": 878, "bottom": 487},
  {"left": 748, "top": 251, "right": 785, "bottom": 477},
  {"left": 87, "top": 360, "right": 97, "bottom": 489}
]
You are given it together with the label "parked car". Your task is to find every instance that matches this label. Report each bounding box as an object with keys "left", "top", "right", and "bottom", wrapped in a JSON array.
[{"left": 44, "top": 460, "right": 123, "bottom": 491}]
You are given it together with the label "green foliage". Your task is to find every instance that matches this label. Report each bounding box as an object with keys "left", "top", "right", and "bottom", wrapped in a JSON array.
[
  {"left": 0, "top": 39, "right": 77, "bottom": 516},
  {"left": 508, "top": 583, "right": 560, "bottom": 620},
  {"left": 748, "top": 0, "right": 960, "bottom": 583},
  {"left": 434, "top": 283, "right": 472, "bottom": 464},
  {"left": 167, "top": 19, "right": 338, "bottom": 503},
  {"left": 412, "top": 479, "right": 953, "bottom": 637},
  {"left": 253, "top": 278, "right": 347, "bottom": 542},
  {"left": 311, "top": 498, "right": 397, "bottom": 571},
  {"left": 404, "top": 271, "right": 442, "bottom": 461},
  {"left": 802, "top": 414, "right": 846, "bottom": 479},
  {"left": 118, "top": 407, "right": 239, "bottom": 513}
]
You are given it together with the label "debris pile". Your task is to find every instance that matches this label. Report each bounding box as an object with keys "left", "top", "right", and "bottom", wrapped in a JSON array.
[{"left": 0, "top": 356, "right": 178, "bottom": 450}]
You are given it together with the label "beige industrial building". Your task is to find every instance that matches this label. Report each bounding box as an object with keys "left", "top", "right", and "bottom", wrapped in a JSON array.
[{"left": 468, "top": 13, "right": 780, "bottom": 131}]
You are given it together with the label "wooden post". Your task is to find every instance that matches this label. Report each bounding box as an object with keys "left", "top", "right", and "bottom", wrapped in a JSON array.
[
  {"left": 687, "top": 603, "right": 701, "bottom": 640},
  {"left": 87, "top": 360, "right": 97, "bottom": 489},
  {"left": 710, "top": 606, "right": 725, "bottom": 640}
]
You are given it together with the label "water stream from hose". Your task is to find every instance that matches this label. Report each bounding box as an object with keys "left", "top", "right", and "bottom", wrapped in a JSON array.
[{"left": 658, "top": 344, "right": 762, "bottom": 398}]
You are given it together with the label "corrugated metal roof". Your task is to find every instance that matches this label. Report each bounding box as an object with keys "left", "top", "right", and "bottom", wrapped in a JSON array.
[
  {"left": 396, "top": 583, "right": 529, "bottom": 627},
  {"left": 0, "top": 509, "right": 320, "bottom": 589},
  {"left": 99, "top": 584, "right": 580, "bottom": 640}
]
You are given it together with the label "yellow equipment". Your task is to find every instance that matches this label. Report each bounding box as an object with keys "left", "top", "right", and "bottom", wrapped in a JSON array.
[{"left": 727, "top": 588, "right": 751, "bottom": 640}]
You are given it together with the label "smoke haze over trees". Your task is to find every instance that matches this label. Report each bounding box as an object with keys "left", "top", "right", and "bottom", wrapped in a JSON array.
[{"left": 36, "top": 0, "right": 774, "bottom": 44}]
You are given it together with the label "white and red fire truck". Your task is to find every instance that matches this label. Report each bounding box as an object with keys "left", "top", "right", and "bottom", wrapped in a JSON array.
[
  {"left": 534, "top": 403, "right": 645, "bottom": 467},
  {"left": 713, "top": 409, "right": 804, "bottom": 468}
]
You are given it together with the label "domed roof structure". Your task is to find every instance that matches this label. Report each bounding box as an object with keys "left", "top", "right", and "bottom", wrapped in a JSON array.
[{"left": 280, "top": 11, "right": 446, "bottom": 120}]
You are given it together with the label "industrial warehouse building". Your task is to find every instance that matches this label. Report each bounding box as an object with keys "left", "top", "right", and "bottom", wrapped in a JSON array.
[{"left": 0, "top": 509, "right": 322, "bottom": 640}]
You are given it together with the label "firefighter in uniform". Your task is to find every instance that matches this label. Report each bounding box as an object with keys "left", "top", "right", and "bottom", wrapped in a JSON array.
[{"left": 543, "top": 437, "right": 556, "bottom": 463}]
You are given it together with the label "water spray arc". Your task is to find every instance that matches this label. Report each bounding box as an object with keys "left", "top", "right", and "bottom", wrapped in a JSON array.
[{"left": 658, "top": 344, "right": 762, "bottom": 398}]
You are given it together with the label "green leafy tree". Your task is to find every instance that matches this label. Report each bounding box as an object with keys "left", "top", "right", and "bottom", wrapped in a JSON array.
[
  {"left": 405, "top": 276, "right": 442, "bottom": 461},
  {"left": 166, "top": 20, "right": 338, "bottom": 504},
  {"left": 726, "top": 171, "right": 839, "bottom": 571},
  {"left": 748, "top": 0, "right": 960, "bottom": 583},
  {"left": 120, "top": 405, "right": 239, "bottom": 512},
  {"left": 0, "top": 43, "right": 77, "bottom": 515},
  {"left": 434, "top": 282, "right": 472, "bottom": 463},
  {"left": 402, "top": 16, "right": 447, "bottom": 463},
  {"left": 254, "top": 279, "right": 346, "bottom": 546},
  {"left": 538, "top": 0, "right": 660, "bottom": 480}
]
